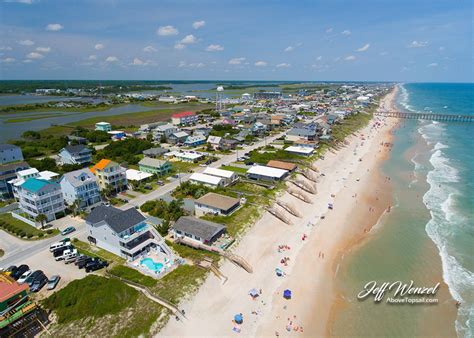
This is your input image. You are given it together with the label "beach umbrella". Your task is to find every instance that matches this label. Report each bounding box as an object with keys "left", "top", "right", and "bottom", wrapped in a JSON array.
[
  {"left": 275, "top": 268, "right": 284, "bottom": 277},
  {"left": 248, "top": 288, "right": 259, "bottom": 298},
  {"left": 234, "top": 313, "right": 243, "bottom": 324},
  {"left": 283, "top": 289, "right": 292, "bottom": 299}
]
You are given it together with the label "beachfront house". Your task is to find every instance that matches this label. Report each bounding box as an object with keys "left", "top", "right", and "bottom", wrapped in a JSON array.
[
  {"left": 17, "top": 178, "right": 66, "bottom": 223},
  {"left": 0, "top": 161, "right": 30, "bottom": 199},
  {"left": 202, "top": 167, "right": 238, "bottom": 186},
  {"left": 246, "top": 165, "right": 289, "bottom": 181},
  {"left": 207, "top": 136, "right": 223, "bottom": 150},
  {"left": 266, "top": 160, "right": 297, "bottom": 172},
  {"left": 95, "top": 122, "right": 112, "bottom": 132},
  {"left": 168, "top": 131, "right": 189, "bottom": 144},
  {"left": 138, "top": 157, "right": 172, "bottom": 176},
  {"left": 58, "top": 145, "right": 93, "bottom": 165},
  {"left": 286, "top": 127, "right": 317, "bottom": 142},
  {"left": 189, "top": 173, "right": 225, "bottom": 188},
  {"left": 85, "top": 206, "right": 173, "bottom": 260},
  {"left": 0, "top": 144, "right": 24, "bottom": 164},
  {"left": 164, "top": 151, "right": 204, "bottom": 163},
  {"left": 285, "top": 146, "right": 314, "bottom": 156},
  {"left": 60, "top": 168, "right": 102, "bottom": 210},
  {"left": 90, "top": 159, "right": 128, "bottom": 193},
  {"left": 172, "top": 216, "right": 226, "bottom": 246},
  {"left": 194, "top": 192, "right": 241, "bottom": 217}
]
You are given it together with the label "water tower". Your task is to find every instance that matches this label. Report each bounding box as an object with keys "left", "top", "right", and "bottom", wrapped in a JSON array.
[{"left": 216, "top": 85, "right": 225, "bottom": 112}]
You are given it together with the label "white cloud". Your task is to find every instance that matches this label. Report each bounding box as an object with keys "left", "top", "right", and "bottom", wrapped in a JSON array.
[
  {"left": 178, "top": 61, "right": 205, "bottom": 68},
  {"left": 276, "top": 63, "right": 291, "bottom": 68},
  {"left": 180, "top": 34, "right": 197, "bottom": 44},
  {"left": 157, "top": 25, "right": 179, "bottom": 36},
  {"left": 284, "top": 46, "right": 294, "bottom": 52},
  {"left": 94, "top": 43, "right": 104, "bottom": 50},
  {"left": 379, "top": 51, "right": 388, "bottom": 56},
  {"left": 316, "top": 56, "right": 322, "bottom": 61},
  {"left": 206, "top": 44, "right": 224, "bottom": 52},
  {"left": 36, "top": 46, "right": 51, "bottom": 53},
  {"left": 18, "top": 39, "right": 34, "bottom": 46},
  {"left": 46, "top": 23, "right": 63, "bottom": 31},
  {"left": 326, "top": 27, "right": 333, "bottom": 33},
  {"left": 427, "top": 62, "right": 438, "bottom": 67},
  {"left": 143, "top": 45, "right": 157, "bottom": 52},
  {"left": 254, "top": 61, "right": 267, "bottom": 67},
  {"left": 345, "top": 55, "right": 356, "bottom": 61},
  {"left": 0, "top": 46, "right": 12, "bottom": 51},
  {"left": 1, "top": 57, "right": 15, "bottom": 63},
  {"left": 174, "top": 43, "right": 185, "bottom": 50},
  {"left": 341, "top": 30, "right": 351, "bottom": 36},
  {"left": 356, "top": 43, "right": 370, "bottom": 52},
  {"left": 129, "top": 58, "right": 154, "bottom": 66},
  {"left": 192, "top": 20, "right": 206, "bottom": 29},
  {"left": 26, "top": 52, "right": 43, "bottom": 59},
  {"left": 23, "top": 59, "right": 32, "bottom": 63},
  {"left": 439, "top": 46, "right": 445, "bottom": 51},
  {"left": 88, "top": 54, "right": 97, "bottom": 60},
  {"left": 228, "top": 57, "right": 246, "bottom": 65},
  {"left": 178, "top": 61, "right": 187, "bottom": 68},
  {"left": 408, "top": 40, "right": 428, "bottom": 48},
  {"left": 105, "top": 56, "right": 119, "bottom": 62}
]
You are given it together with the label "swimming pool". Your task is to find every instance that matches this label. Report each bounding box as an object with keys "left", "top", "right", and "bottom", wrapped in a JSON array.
[{"left": 140, "top": 258, "right": 164, "bottom": 273}]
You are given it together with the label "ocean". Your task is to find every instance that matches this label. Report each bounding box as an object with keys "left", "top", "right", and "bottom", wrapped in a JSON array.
[{"left": 332, "top": 83, "right": 473, "bottom": 337}]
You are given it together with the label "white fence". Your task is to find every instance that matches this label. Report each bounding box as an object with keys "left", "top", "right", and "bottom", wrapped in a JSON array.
[{"left": 11, "top": 211, "right": 37, "bottom": 227}]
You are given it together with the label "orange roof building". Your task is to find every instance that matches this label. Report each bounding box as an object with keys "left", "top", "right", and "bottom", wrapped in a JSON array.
[{"left": 266, "top": 160, "right": 297, "bottom": 172}]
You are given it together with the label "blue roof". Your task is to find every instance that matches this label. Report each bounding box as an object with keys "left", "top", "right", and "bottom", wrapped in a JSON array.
[{"left": 21, "top": 178, "right": 54, "bottom": 192}]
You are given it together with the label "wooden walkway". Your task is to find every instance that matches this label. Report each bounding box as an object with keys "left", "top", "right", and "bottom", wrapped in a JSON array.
[{"left": 375, "top": 111, "right": 473, "bottom": 122}]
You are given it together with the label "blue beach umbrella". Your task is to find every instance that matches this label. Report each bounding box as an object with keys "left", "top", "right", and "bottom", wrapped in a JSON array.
[
  {"left": 283, "top": 289, "right": 292, "bottom": 299},
  {"left": 234, "top": 313, "right": 243, "bottom": 324}
]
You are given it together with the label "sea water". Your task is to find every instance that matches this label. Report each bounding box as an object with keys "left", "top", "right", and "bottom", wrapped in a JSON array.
[{"left": 332, "top": 83, "right": 473, "bottom": 337}]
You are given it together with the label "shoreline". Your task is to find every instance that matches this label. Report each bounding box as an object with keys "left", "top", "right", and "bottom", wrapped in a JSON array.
[{"left": 159, "top": 88, "right": 400, "bottom": 337}]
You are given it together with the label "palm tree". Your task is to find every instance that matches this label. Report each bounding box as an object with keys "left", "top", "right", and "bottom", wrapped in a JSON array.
[
  {"left": 71, "top": 199, "right": 81, "bottom": 216},
  {"left": 35, "top": 213, "right": 48, "bottom": 229}
]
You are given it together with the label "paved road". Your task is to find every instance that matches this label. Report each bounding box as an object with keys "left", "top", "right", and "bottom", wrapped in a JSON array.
[
  {"left": 120, "top": 131, "right": 286, "bottom": 210},
  {"left": 0, "top": 131, "right": 286, "bottom": 267},
  {"left": 0, "top": 217, "right": 86, "bottom": 268}
]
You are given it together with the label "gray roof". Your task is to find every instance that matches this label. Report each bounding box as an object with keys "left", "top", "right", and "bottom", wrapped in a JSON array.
[
  {"left": 288, "top": 128, "right": 316, "bottom": 137},
  {"left": 0, "top": 144, "right": 20, "bottom": 151},
  {"left": 86, "top": 206, "right": 146, "bottom": 233},
  {"left": 63, "top": 144, "right": 90, "bottom": 155},
  {"left": 143, "top": 147, "right": 168, "bottom": 156},
  {"left": 61, "top": 168, "right": 97, "bottom": 188},
  {"left": 173, "top": 216, "right": 226, "bottom": 242},
  {"left": 139, "top": 157, "right": 168, "bottom": 168}
]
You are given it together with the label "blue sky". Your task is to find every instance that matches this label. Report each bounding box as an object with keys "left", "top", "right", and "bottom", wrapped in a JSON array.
[{"left": 0, "top": 0, "right": 472, "bottom": 81}]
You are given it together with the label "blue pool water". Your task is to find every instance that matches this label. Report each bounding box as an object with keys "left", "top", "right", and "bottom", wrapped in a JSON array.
[{"left": 140, "top": 258, "right": 164, "bottom": 273}]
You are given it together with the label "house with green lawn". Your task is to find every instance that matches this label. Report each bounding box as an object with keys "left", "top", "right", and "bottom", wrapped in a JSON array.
[{"left": 138, "top": 157, "right": 172, "bottom": 176}]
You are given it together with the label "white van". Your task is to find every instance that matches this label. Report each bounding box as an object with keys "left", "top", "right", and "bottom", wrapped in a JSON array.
[
  {"left": 49, "top": 240, "right": 71, "bottom": 252},
  {"left": 55, "top": 248, "right": 77, "bottom": 261}
]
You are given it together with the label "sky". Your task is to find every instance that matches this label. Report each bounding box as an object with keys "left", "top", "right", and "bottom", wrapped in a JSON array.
[{"left": 0, "top": 0, "right": 472, "bottom": 82}]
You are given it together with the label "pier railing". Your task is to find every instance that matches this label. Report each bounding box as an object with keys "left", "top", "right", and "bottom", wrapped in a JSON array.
[{"left": 375, "top": 111, "right": 473, "bottom": 122}]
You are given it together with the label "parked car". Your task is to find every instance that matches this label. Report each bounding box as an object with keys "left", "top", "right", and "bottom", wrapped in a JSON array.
[
  {"left": 49, "top": 239, "right": 71, "bottom": 252},
  {"left": 52, "top": 246, "right": 73, "bottom": 260},
  {"left": 78, "top": 257, "right": 96, "bottom": 269},
  {"left": 46, "top": 275, "right": 61, "bottom": 290},
  {"left": 30, "top": 273, "right": 48, "bottom": 292},
  {"left": 17, "top": 270, "right": 32, "bottom": 284},
  {"left": 64, "top": 253, "right": 79, "bottom": 264},
  {"left": 26, "top": 270, "right": 43, "bottom": 287},
  {"left": 85, "top": 260, "right": 108, "bottom": 273},
  {"left": 61, "top": 226, "right": 76, "bottom": 236},
  {"left": 157, "top": 180, "right": 164, "bottom": 186},
  {"left": 11, "top": 264, "right": 29, "bottom": 280}
]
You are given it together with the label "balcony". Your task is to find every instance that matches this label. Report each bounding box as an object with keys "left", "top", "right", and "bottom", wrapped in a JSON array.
[{"left": 120, "top": 231, "right": 154, "bottom": 251}]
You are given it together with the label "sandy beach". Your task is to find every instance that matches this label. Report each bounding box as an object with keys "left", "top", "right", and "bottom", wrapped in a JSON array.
[{"left": 160, "top": 88, "right": 399, "bottom": 337}]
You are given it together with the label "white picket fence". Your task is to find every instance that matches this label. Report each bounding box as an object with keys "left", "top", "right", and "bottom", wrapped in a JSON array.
[{"left": 11, "top": 211, "right": 37, "bottom": 227}]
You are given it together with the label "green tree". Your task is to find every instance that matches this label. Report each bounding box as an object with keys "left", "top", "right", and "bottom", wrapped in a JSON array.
[{"left": 35, "top": 213, "right": 48, "bottom": 229}]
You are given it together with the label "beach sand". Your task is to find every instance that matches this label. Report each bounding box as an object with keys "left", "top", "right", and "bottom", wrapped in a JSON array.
[{"left": 159, "top": 88, "right": 399, "bottom": 337}]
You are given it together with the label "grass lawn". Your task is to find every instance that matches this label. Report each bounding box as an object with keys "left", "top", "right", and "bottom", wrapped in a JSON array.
[
  {"left": 72, "top": 238, "right": 125, "bottom": 265},
  {"left": 166, "top": 240, "right": 220, "bottom": 263},
  {"left": 0, "top": 249, "right": 4, "bottom": 257},
  {"left": 220, "top": 165, "right": 248, "bottom": 174},
  {"left": 109, "top": 265, "right": 158, "bottom": 287},
  {"left": 42, "top": 275, "right": 168, "bottom": 337},
  {"left": 151, "top": 265, "right": 209, "bottom": 305},
  {"left": 0, "top": 213, "right": 58, "bottom": 240}
]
